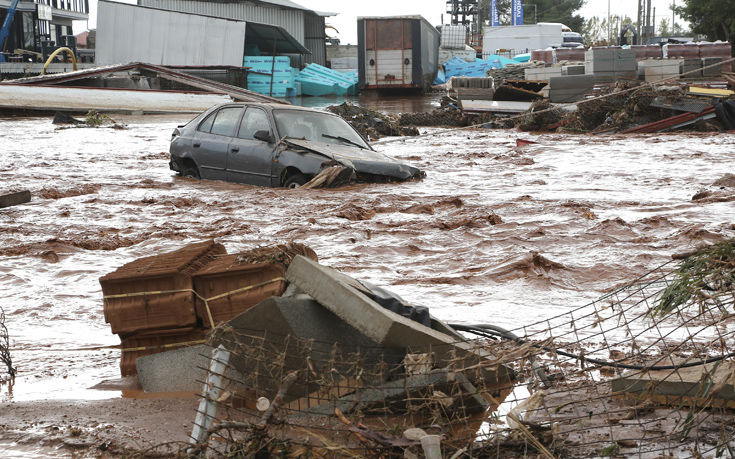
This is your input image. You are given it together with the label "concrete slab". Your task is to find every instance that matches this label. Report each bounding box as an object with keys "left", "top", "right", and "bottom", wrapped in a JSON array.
[
  {"left": 214, "top": 295, "right": 405, "bottom": 402},
  {"left": 612, "top": 361, "right": 735, "bottom": 409},
  {"left": 136, "top": 344, "right": 209, "bottom": 393},
  {"left": 285, "top": 256, "right": 515, "bottom": 386}
]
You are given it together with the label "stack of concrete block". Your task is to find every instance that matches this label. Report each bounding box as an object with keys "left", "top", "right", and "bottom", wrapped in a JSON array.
[
  {"left": 553, "top": 48, "right": 585, "bottom": 63},
  {"left": 524, "top": 66, "right": 562, "bottom": 81},
  {"left": 681, "top": 58, "right": 703, "bottom": 78},
  {"left": 585, "top": 47, "right": 637, "bottom": 82},
  {"left": 562, "top": 64, "right": 585, "bottom": 76},
  {"left": 548, "top": 74, "right": 595, "bottom": 102},
  {"left": 531, "top": 49, "right": 554, "bottom": 64},
  {"left": 699, "top": 42, "right": 732, "bottom": 73},
  {"left": 638, "top": 59, "right": 682, "bottom": 82},
  {"left": 702, "top": 57, "right": 723, "bottom": 77}
]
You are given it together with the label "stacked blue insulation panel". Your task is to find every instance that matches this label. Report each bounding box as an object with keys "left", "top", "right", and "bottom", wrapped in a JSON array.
[{"left": 243, "top": 56, "right": 294, "bottom": 98}]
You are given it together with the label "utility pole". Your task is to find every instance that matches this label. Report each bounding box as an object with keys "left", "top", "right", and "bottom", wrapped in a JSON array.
[
  {"left": 607, "top": 0, "right": 611, "bottom": 45},
  {"left": 672, "top": 0, "right": 676, "bottom": 33},
  {"left": 645, "top": 0, "right": 652, "bottom": 44},
  {"left": 637, "top": 0, "right": 642, "bottom": 45}
]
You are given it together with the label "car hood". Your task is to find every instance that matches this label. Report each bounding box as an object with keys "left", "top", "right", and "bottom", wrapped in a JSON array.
[{"left": 285, "top": 139, "right": 424, "bottom": 181}]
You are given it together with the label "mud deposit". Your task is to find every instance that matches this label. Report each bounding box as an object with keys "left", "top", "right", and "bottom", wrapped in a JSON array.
[{"left": 1, "top": 114, "right": 734, "bottom": 452}]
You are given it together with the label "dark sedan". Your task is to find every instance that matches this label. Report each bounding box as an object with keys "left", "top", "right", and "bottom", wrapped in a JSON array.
[{"left": 169, "top": 103, "right": 424, "bottom": 188}]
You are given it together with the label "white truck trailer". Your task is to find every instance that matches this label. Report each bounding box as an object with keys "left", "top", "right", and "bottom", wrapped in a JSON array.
[{"left": 482, "top": 23, "right": 577, "bottom": 58}]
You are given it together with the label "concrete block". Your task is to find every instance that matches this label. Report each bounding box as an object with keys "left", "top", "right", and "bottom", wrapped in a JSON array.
[
  {"left": 136, "top": 344, "right": 209, "bottom": 392},
  {"left": 214, "top": 295, "right": 404, "bottom": 403},
  {"left": 562, "top": 65, "right": 585, "bottom": 76},
  {"left": 285, "top": 256, "right": 515, "bottom": 385},
  {"left": 0, "top": 190, "right": 30, "bottom": 208},
  {"left": 548, "top": 74, "right": 594, "bottom": 90},
  {"left": 612, "top": 361, "right": 735, "bottom": 409}
]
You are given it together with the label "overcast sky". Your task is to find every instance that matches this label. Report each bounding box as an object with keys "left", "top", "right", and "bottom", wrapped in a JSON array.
[{"left": 76, "top": 0, "right": 684, "bottom": 43}]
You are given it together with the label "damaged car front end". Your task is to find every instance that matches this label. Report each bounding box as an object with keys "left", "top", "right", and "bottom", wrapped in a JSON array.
[{"left": 169, "top": 103, "right": 424, "bottom": 188}]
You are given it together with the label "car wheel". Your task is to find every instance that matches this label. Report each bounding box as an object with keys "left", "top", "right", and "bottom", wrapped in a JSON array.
[
  {"left": 181, "top": 163, "right": 200, "bottom": 179},
  {"left": 284, "top": 173, "right": 307, "bottom": 189}
]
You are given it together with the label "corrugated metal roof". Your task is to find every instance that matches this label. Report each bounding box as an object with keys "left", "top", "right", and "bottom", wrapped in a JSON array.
[{"left": 180, "top": 0, "right": 331, "bottom": 15}]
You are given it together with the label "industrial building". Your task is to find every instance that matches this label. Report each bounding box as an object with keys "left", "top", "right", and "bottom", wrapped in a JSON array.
[
  {"left": 134, "top": 0, "right": 331, "bottom": 67},
  {"left": 0, "top": 0, "right": 88, "bottom": 57}
]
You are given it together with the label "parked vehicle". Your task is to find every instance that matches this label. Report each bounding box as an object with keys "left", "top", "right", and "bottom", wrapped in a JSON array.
[
  {"left": 482, "top": 23, "right": 581, "bottom": 58},
  {"left": 169, "top": 103, "right": 424, "bottom": 188}
]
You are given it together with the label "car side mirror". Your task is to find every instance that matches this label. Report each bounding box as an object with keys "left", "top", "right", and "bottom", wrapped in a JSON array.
[{"left": 254, "top": 130, "right": 273, "bottom": 143}]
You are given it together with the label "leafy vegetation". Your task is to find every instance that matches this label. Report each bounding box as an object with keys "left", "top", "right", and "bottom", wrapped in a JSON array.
[
  {"left": 676, "top": 0, "right": 735, "bottom": 46},
  {"left": 654, "top": 239, "right": 735, "bottom": 316}
]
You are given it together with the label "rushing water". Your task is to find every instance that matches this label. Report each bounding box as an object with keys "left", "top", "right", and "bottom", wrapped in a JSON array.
[{"left": 1, "top": 114, "right": 733, "bottom": 402}]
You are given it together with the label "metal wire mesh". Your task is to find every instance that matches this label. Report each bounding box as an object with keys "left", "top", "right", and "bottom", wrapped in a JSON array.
[{"left": 187, "top": 256, "right": 735, "bottom": 458}]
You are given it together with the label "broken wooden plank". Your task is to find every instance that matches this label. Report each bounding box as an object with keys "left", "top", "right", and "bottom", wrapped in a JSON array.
[{"left": 0, "top": 190, "right": 31, "bottom": 209}]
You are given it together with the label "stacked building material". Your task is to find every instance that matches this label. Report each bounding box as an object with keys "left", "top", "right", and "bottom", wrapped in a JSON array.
[
  {"left": 548, "top": 74, "right": 595, "bottom": 103},
  {"left": 439, "top": 45, "right": 477, "bottom": 65},
  {"left": 585, "top": 47, "right": 637, "bottom": 82},
  {"left": 101, "top": 241, "right": 317, "bottom": 376},
  {"left": 702, "top": 58, "right": 724, "bottom": 77},
  {"left": 562, "top": 64, "right": 586, "bottom": 76},
  {"left": 663, "top": 43, "right": 699, "bottom": 59},
  {"left": 100, "top": 240, "right": 226, "bottom": 376},
  {"left": 531, "top": 49, "right": 553, "bottom": 64},
  {"left": 440, "top": 25, "right": 467, "bottom": 49},
  {"left": 638, "top": 59, "right": 682, "bottom": 82},
  {"left": 681, "top": 58, "right": 703, "bottom": 78},
  {"left": 700, "top": 42, "right": 732, "bottom": 73},
  {"left": 553, "top": 48, "right": 585, "bottom": 63},
  {"left": 631, "top": 45, "right": 663, "bottom": 60},
  {"left": 296, "top": 63, "right": 358, "bottom": 96},
  {"left": 524, "top": 66, "right": 562, "bottom": 81},
  {"left": 244, "top": 56, "right": 295, "bottom": 98}
]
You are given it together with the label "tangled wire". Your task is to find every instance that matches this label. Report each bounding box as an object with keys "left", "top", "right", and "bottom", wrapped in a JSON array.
[{"left": 0, "top": 304, "right": 14, "bottom": 380}]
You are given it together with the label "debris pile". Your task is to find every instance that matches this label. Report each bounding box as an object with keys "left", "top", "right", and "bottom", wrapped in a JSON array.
[
  {"left": 398, "top": 107, "right": 465, "bottom": 127},
  {"left": 326, "top": 103, "right": 418, "bottom": 139},
  {"left": 516, "top": 99, "right": 563, "bottom": 131},
  {"left": 122, "top": 245, "right": 735, "bottom": 458},
  {"left": 99, "top": 240, "right": 316, "bottom": 375},
  {"left": 486, "top": 62, "right": 545, "bottom": 84}
]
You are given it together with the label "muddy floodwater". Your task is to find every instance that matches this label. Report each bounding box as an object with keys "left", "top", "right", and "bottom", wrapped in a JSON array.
[{"left": 1, "top": 114, "right": 734, "bottom": 407}]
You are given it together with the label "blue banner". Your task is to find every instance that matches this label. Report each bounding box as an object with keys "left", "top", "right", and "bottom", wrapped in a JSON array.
[
  {"left": 512, "top": 0, "right": 524, "bottom": 26},
  {"left": 491, "top": 0, "right": 499, "bottom": 26}
]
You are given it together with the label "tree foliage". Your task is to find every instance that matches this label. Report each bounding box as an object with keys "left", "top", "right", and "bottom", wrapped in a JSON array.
[
  {"left": 676, "top": 0, "right": 735, "bottom": 49},
  {"left": 479, "top": 0, "right": 585, "bottom": 31}
]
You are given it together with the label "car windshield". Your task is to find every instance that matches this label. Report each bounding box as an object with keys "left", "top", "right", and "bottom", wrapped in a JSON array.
[{"left": 273, "top": 110, "right": 369, "bottom": 149}]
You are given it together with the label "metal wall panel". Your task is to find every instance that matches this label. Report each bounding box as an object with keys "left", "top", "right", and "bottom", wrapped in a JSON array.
[
  {"left": 303, "top": 13, "right": 325, "bottom": 66},
  {"left": 139, "top": 0, "right": 305, "bottom": 44},
  {"left": 97, "top": 1, "right": 246, "bottom": 66}
]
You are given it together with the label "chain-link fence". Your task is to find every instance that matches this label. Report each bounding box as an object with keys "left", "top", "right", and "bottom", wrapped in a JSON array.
[{"left": 172, "top": 242, "right": 735, "bottom": 458}]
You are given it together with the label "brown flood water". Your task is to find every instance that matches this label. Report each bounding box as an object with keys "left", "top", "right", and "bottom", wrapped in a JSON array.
[{"left": 1, "top": 114, "right": 734, "bottom": 403}]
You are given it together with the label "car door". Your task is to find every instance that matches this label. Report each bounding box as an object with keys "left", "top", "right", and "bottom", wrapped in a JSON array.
[
  {"left": 226, "top": 107, "right": 276, "bottom": 187},
  {"left": 191, "top": 106, "right": 243, "bottom": 181}
]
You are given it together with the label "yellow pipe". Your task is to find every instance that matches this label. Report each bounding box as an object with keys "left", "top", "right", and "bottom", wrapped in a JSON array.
[{"left": 41, "top": 47, "right": 77, "bottom": 75}]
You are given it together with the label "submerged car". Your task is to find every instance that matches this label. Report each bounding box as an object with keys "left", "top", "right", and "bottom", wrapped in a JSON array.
[{"left": 169, "top": 103, "right": 424, "bottom": 188}]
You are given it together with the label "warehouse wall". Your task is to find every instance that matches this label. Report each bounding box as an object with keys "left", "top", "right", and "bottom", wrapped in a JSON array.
[
  {"left": 138, "top": 0, "right": 305, "bottom": 44},
  {"left": 303, "top": 12, "right": 326, "bottom": 65},
  {"left": 97, "top": 1, "right": 246, "bottom": 66}
]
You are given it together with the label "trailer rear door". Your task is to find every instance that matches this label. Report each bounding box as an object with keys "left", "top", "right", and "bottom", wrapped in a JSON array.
[{"left": 364, "top": 18, "right": 413, "bottom": 87}]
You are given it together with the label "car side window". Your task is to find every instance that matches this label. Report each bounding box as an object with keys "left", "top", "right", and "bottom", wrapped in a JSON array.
[
  {"left": 198, "top": 112, "right": 216, "bottom": 133},
  {"left": 210, "top": 107, "right": 243, "bottom": 137},
  {"left": 237, "top": 108, "right": 271, "bottom": 140}
]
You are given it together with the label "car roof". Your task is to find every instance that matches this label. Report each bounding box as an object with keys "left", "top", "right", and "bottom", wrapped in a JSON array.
[{"left": 216, "top": 102, "right": 330, "bottom": 113}]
